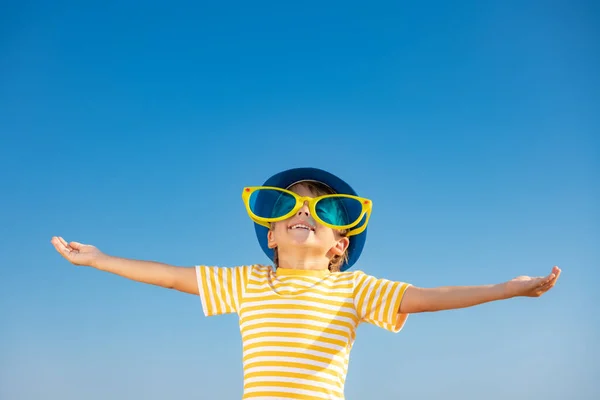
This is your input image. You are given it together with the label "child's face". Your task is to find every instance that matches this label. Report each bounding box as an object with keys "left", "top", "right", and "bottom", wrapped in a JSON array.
[{"left": 266, "top": 183, "right": 350, "bottom": 267}]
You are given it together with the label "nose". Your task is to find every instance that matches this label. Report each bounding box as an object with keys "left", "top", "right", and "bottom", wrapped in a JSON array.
[{"left": 297, "top": 201, "right": 311, "bottom": 217}]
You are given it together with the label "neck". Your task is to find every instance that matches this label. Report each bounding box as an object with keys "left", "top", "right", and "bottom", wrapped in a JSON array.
[{"left": 276, "top": 248, "right": 330, "bottom": 271}]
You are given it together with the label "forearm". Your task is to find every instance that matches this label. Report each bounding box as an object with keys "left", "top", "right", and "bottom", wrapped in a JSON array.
[
  {"left": 93, "top": 255, "right": 198, "bottom": 294},
  {"left": 401, "top": 283, "right": 510, "bottom": 313}
]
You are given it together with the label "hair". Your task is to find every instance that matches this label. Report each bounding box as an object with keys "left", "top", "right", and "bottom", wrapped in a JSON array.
[{"left": 271, "top": 181, "right": 350, "bottom": 273}]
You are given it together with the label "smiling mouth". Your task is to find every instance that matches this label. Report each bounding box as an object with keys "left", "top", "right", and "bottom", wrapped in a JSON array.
[{"left": 288, "top": 223, "right": 315, "bottom": 232}]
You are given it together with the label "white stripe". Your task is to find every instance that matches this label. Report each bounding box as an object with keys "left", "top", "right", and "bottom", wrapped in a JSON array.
[
  {"left": 242, "top": 298, "right": 355, "bottom": 313},
  {"left": 244, "top": 375, "right": 341, "bottom": 393},
  {"left": 222, "top": 268, "right": 233, "bottom": 312},
  {"left": 244, "top": 363, "right": 345, "bottom": 378},
  {"left": 243, "top": 346, "right": 348, "bottom": 364},
  {"left": 360, "top": 278, "right": 375, "bottom": 318},
  {"left": 240, "top": 313, "right": 355, "bottom": 331},
  {"left": 276, "top": 277, "right": 320, "bottom": 285},
  {"left": 277, "top": 276, "right": 354, "bottom": 288},
  {"left": 242, "top": 326, "right": 349, "bottom": 342},
  {"left": 242, "top": 335, "right": 345, "bottom": 351},
  {"left": 240, "top": 307, "right": 355, "bottom": 324},
  {"left": 240, "top": 317, "right": 355, "bottom": 334},
  {"left": 231, "top": 268, "right": 239, "bottom": 310},
  {"left": 387, "top": 284, "right": 401, "bottom": 323},
  {"left": 366, "top": 283, "right": 384, "bottom": 321},
  {"left": 377, "top": 282, "right": 393, "bottom": 322},
  {"left": 245, "top": 285, "right": 354, "bottom": 298},
  {"left": 244, "top": 397, "right": 324, "bottom": 400},
  {"left": 241, "top": 266, "right": 250, "bottom": 298},
  {"left": 210, "top": 267, "right": 224, "bottom": 312},
  {"left": 241, "top": 306, "right": 352, "bottom": 320},
  {"left": 195, "top": 266, "right": 209, "bottom": 317},
  {"left": 246, "top": 271, "right": 354, "bottom": 287},
  {"left": 250, "top": 266, "right": 271, "bottom": 275},
  {"left": 353, "top": 276, "right": 368, "bottom": 317}
]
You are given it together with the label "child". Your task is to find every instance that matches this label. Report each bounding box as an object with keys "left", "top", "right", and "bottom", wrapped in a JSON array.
[{"left": 51, "top": 167, "right": 561, "bottom": 400}]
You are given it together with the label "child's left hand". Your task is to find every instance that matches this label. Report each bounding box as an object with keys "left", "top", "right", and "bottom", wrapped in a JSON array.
[{"left": 505, "top": 266, "right": 561, "bottom": 298}]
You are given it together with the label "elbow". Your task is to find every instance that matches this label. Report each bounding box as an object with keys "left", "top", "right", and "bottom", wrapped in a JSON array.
[
  {"left": 403, "top": 304, "right": 434, "bottom": 314},
  {"left": 400, "top": 287, "right": 440, "bottom": 314},
  {"left": 159, "top": 273, "right": 178, "bottom": 290}
]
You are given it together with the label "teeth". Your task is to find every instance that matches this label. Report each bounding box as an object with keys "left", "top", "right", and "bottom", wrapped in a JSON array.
[{"left": 289, "top": 224, "right": 313, "bottom": 231}]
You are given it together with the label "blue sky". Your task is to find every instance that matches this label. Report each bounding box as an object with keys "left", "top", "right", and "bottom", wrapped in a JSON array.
[{"left": 1, "top": 1, "right": 598, "bottom": 399}]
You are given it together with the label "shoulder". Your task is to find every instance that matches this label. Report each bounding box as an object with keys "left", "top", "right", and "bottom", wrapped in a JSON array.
[
  {"left": 329, "top": 270, "right": 366, "bottom": 285},
  {"left": 340, "top": 269, "right": 368, "bottom": 280},
  {"left": 195, "top": 264, "right": 272, "bottom": 278},
  {"left": 245, "top": 264, "right": 274, "bottom": 279},
  {"left": 248, "top": 264, "right": 273, "bottom": 273}
]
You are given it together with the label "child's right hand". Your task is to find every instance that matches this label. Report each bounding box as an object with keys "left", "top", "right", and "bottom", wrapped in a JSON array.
[{"left": 51, "top": 236, "right": 105, "bottom": 268}]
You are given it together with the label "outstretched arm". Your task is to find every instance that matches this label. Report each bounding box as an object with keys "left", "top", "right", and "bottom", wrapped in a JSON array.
[
  {"left": 399, "top": 266, "right": 561, "bottom": 314},
  {"left": 50, "top": 236, "right": 198, "bottom": 295}
]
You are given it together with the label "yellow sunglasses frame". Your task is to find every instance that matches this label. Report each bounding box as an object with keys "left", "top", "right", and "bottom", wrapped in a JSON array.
[{"left": 242, "top": 186, "right": 372, "bottom": 237}]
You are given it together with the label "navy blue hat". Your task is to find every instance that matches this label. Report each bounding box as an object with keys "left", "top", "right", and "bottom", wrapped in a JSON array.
[{"left": 252, "top": 167, "right": 368, "bottom": 271}]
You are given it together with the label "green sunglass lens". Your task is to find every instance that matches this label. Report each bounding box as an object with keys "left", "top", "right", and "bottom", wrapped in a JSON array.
[
  {"left": 249, "top": 189, "right": 296, "bottom": 219},
  {"left": 316, "top": 197, "right": 363, "bottom": 227}
]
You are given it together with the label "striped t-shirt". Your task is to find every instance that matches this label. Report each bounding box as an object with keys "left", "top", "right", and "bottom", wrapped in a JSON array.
[{"left": 196, "top": 264, "right": 411, "bottom": 400}]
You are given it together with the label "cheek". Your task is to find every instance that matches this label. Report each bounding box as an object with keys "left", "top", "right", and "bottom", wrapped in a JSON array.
[
  {"left": 273, "top": 222, "right": 287, "bottom": 232},
  {"left": 315, "top": 227, "right": 336, "bottom": 241},
  {"left": 270, "top": 222, "right": 288, "bottom": 238}
]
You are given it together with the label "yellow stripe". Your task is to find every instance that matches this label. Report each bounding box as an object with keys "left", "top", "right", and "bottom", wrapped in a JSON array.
[
  {"left": 243, "top": 294, "right": 353, "bottom": 309},
  {"left": 244, "top": 380, "right": 343, "bottom": 397},
  {"left": 243, "top": 331, "right": 347, "bottom": 348},
  {"left": 241, "top": 302, "right": 356, "bottom": 319},
  {"left": 248, "top": 276, "right": 353, "bottom": 288},
  {"left": 221, "top": 268, "right": 230, "bottom": 313},
  {"left": 244, "top": 391, "right": 325, "bottom": 399},
  {"left": 365, "top": 277, "right": 384, "bottom": 318},
  {"left": 213, "top": 268, "right": 223, "bottom": 315},
  {"left": 246, "top": 284, "right": 353, "bottom": 296},
  {"left": 392, "top": 283, "right": 411, "bottom": 329},
  {"left": 241, "top": 321, "right": 349, "bottom": 339},
  {"left": 243, "top": 351, "right": 346, "bottom": 370},
  {"left": 240, "top": 311, "right": 357, "bottom": 330},
  {"left": 199, "top": 267, "right": 214, "bottom": 315},
  {"left": 354, "top": 273, "right": 369, "bottom": 313},
  {"left": 381, "top": 281, "right": 397, "bottom": 322},
  {"left": 244, "top": 370, "right": 339, "bottom": 386},
  {"left": 234, "top": 266, "right": 243, "bottom": 310},
  {"left": 243, "top": 341, "right": 340, "bottom": 356},
  {"left": 276, "top": 275, "right": 326, "bottom": 285},
  {"left": 243, "top": 360, "right": 342, "bottom": 378}
]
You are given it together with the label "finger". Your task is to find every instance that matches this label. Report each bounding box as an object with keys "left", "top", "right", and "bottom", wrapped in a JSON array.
[
  {"left": 58, "top": 236, "right": 71, "bottom": 249},
  {"left": 542, "top": 268, "right": 561, "bottom": 287},
  {"left": 51, "top": 236, "right": 67, "bottom": 251},
  {"left": 531, "top": 276, "right": 547, "bottom": 289},
  {"left": 538, "top": 278, "right": 558, "bottom": 294},
  {"left": 539, "top": 272, "right": 556, "bottom": 287},
  {"left": 552, "top": 266, "right": 561, "bottom": 281},
  {"left": 52, "top": 238, "right": 73, "bottom": 259},
  {"left": 69, "top": 241, "right": 83, "bottom": 250}
]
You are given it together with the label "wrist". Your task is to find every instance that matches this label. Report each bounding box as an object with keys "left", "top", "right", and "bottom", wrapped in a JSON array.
[
  {"left": 91, "top": 253, "right": 112, "bottom": 270},
  {"left": 498, "top": 281, "right": 516, "bottom": 300}
]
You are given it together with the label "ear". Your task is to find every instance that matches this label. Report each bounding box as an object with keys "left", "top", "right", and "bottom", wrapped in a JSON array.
[
  {"left": 330, "top": 236, "right": 350, "bottom": 256},
  {"left": 267, "top": 229, "right": 278, "bottom": 249}
]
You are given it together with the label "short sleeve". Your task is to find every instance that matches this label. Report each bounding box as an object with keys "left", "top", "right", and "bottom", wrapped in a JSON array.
[
  {"left": 353, "top": 271, "right": 411, "bottom": 333},
  {"left": 195, "top": 265, "right": 252, "bottom": 317}
]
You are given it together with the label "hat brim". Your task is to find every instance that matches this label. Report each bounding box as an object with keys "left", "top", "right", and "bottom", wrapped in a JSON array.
[{"left": 252, "top": 167, "right": 367, "bottom": 271}]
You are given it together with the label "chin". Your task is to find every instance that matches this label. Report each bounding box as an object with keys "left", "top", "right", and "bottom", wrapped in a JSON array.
[
  {"left": 285, "top": 237, "right": 319, "bottom": 247},
  {"left": 281, "top": 234, "right": 324, "bottom": 251}
]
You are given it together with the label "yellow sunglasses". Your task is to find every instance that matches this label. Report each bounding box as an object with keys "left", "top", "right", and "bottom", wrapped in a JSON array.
[{"left": 242, "top": 186, "right": 372, "bottom": 237}]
